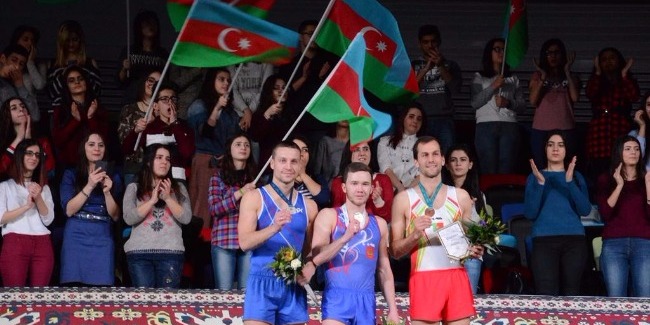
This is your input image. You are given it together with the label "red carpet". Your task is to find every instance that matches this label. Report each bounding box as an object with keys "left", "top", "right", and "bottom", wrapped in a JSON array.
[{"left": 0, "top": 287, "right": 648, "bottom": 324}]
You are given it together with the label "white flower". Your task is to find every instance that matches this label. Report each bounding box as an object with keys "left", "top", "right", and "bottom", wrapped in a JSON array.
[
  {"left": 494, "top": 235, "right": 500, "bottom": 245},
  {"left": 290, "top": 259, "right": 302, "bottom": 270}
]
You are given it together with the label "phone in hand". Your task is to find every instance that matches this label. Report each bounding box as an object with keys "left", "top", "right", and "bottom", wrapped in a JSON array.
[{"left": 95, "top": 161, "right": 114, "bottom": 175}]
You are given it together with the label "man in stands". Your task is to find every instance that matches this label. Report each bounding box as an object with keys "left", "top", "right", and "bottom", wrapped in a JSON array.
[{"left": 0, "top": 44, "right": 39, "bottom": 121}]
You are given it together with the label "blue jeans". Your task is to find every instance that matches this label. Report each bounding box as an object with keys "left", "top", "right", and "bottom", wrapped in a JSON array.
[
  {"left": 425, "top": 117, "right": 455, "bottom": 155},
  {"left": 211, "top": 245, "right": 251, "bottom": 290},
  {"left": 464, "top": 258, "right": 482, "bottom": 294},
  {"left": 127, "top": 253, "right": 184, "bottom": 288},
  {"left": 475, "top": 122, "right": 521, "bottom": 175},
  {"left": 600, "top": 238, "right": 650, "bottom": 297}
]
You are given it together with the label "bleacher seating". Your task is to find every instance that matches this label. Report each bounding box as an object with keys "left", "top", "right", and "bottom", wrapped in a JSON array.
[
  {"left": 35, "top": 60, "right": 650, "bottom": 128},
  {"left": 454, "top": 70, "right": 650, "bottom": 123}
]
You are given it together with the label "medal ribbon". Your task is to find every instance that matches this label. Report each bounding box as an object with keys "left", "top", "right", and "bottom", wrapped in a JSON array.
[
  {"left": 270, "top": 182, "right": 294, "bottom": 209},
  {"left": 418, "top": 181, "right": 443, "bottom": 209}
]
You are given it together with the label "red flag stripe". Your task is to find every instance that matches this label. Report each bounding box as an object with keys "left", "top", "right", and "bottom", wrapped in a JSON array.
[
  {"left": 509, "top": 0, "right": 525, "bottom": 28},
  {"left": 179, "top": 19, "right": 286, "bottom": 57},
  {"left": 327, "top": 62, "right": 370, "bottom": 118},
  {"left": 328, "top": 1, "right": 396, "bottom": 67}
]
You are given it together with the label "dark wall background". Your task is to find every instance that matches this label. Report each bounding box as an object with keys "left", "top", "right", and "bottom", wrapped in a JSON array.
[{"left": 2, "top": 0, "right": 649, "bottom": 73}]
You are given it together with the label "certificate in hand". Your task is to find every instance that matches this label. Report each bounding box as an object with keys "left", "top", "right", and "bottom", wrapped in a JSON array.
[{"left": 436, "top": 221, "right": 470, "bottom": 260}]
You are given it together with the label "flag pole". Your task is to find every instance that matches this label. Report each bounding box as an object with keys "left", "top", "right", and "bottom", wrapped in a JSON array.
[
  {"left": 134, "top": 0, "right": 236, "bottom": 150},
  {"left": 228, "top": 64, "right": 243, "bottom": 94},
  {"left": 275, "top": 0, "right": 335, "bottom": 106},
  {"left": 252, "top": 0, "right": 336, "bottom": 184},
  {"left": 126, "top": 0, "right": 130, "bottom": 79},
  {"left": 499, "top": 4, "right": 511, "bottom": 95},
  {"left": 500, "top": 36, "right": 508, "bottom": 76}
]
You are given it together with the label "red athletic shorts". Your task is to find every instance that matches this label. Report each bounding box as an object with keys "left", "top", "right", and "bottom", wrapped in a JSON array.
[{"left": 409, "top": 268, "right": 475, "bottom": 322}]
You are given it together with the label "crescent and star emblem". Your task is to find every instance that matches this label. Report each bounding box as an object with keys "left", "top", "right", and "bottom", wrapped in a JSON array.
[
  {"left": 359, "top": 26, "right": 387, "bottom": 52},
  {"left": 217, "top": 27, "right": 242, "bottom": 52}
]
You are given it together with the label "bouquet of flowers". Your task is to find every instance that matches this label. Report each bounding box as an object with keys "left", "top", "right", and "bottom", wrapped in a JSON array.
[
  {"left": 269, "top": 246, "right": 303, "bottom": 285},
  {"left": 464, "top": 209, "right": 508, "bottom": 255},
  {"left": 269, "top": 246, "right": 318, "bottom": 303}
]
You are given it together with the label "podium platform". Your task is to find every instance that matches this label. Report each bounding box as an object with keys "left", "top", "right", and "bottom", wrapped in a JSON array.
[{"left": 0, "top": 287, "right": 647, "bottom": 324}]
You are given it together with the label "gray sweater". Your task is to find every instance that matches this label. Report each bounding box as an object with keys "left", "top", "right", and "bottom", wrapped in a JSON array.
[
  {"left": 123, "top": 182, "right": 192, "bottom": 254},
  {"left": 470, "top": 72, "right": 526, "bottom": 124}
]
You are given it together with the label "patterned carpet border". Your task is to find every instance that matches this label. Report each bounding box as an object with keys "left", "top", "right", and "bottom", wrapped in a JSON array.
[{"left": 1, "top": 287, "right": 649, "bottom": 315}]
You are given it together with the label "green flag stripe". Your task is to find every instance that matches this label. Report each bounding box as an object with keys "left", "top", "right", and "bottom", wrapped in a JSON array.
[
  {"left": 316, "top": 20, "right": 349, "bottom": 56},
  {"left": 308, "top": 86, "right": 356, "bottom": 122},
  {"left": 171, "top": 42, "right": 291, "bottom": 67},
  {"left": 506, "top": 19, "right": 528, "bottom": 68},
  {"left": 308, "top": 87, "right": 374, "bottom": 143},
  {"left": 349, "top": 117, "right": 375, "bottom": 145},
  {"left": 238, "top": 5, "right": 268, "bottom": 18},
  {"left": 167, "top": 2, "right": 190, "bottom": 32}
]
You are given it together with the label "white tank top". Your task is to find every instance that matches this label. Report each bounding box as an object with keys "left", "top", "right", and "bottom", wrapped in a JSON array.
[{"left": 405, "top": 186, "right": 464, "bottom": 272}]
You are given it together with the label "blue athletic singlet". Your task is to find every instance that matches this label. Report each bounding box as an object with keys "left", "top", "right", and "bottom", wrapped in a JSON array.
[
  {"left": 243, "top": 186, "right": 310, "bottom": 324},
  {"left": 249, "top": 186, "right": 309, "bottom": 277},
  {"left": 324, "top": 207, "right": 381, "bottom": 290},
  {"left": 322, "top": 207, "right": 382, "bottom": 325}
]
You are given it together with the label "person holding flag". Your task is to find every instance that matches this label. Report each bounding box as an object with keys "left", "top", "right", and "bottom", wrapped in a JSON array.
[
  {"left": 470, "top": 0, "right": 528, "bottom": 175},
  {"left": 470, "top": 38, "right": 526, "bottom": 175}
]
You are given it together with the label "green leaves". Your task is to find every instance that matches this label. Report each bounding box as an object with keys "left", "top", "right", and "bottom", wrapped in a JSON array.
[
  {"left": 464, "top": 209, "right": 508, "bottom": 255},
  {"left": 268, "top": 246, "right": 302, "bottom": 284}
]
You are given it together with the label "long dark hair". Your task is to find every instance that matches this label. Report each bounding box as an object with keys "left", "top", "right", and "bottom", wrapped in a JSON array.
[
  {"left": 74, "top": 132, "right": 109, "bottom": 193},
  {"left": 389, "top": 103, "right": 426, "bottom": 149},
  {"left": 609, "top": 135, "right": 645, "bottom": 187},
  {"left": 135, "top": 70, "right": 160, "bottom": 103},
  {"left": 218, "top": 133, "right": 257, "bottom": 187},
  {"left": 198, "top": 68, "right": 232, "bottom": 112},
  {"left": 543, "top": 129, "right": 571, "bottom": 169},
  {"left": 11, "top": 139, "right": 46, "bottom": 186},
  {"left": 444, "top": 143, "right": 485, "bottom": 214},
  {"left": 594, "top": 47, "right": 630, "bottom": 82},
  {"left": 136, "top": 143, "right": 186, "bottom": 202},
  {"left": 258, "top": 74, "right": 286, "bottom": 117},
  {"left": 133, "top": 10, "right": 161, "bottom": 50},
  {"left": 480, "top": 37, "right": 511, "bottom": 78},
  {"left": 338, "top": 141, "right": 379, "bottom": 177},
  {"left": 0, "top": 96, "right": 24, "bottom": 151},
  {"left": 57, "top": 65, "right": 96, "bottom": 127},
  {"left": 538, "top": 38, "right": 568, "bottom": 76},
  {"left": 289, "top": 135, "right": 316, "bottom": 175}
]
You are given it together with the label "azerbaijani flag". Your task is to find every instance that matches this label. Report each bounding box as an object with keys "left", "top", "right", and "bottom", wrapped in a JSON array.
[
  {"left": 315, "top": 0, "right": 418, "bottom": 104},
  {"left": 170, "top": 0, "right": 298, "bottom": 68},
  {"left": 167, "top": 0, "right": 276, "bottom": 32},
  {"left": 503, "top": 0, "right": 528, "bottom": 68},
  {"left": 306, "top": 34, "right": 392, "bottom": 145}
]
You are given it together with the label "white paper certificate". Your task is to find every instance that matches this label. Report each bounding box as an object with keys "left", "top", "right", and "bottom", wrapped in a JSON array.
[{"left": 436, "top": 221, "right": 470, "bottom": 260}]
